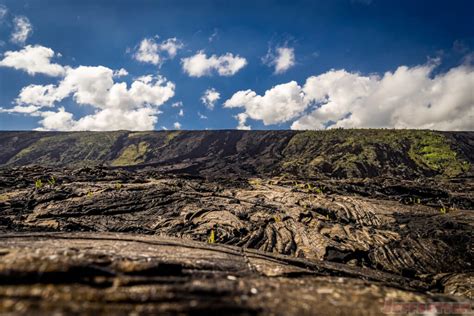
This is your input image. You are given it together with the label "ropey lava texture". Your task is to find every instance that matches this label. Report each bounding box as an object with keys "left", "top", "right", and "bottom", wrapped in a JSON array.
[{"left": 0, "top": 130, "right": 472, "bottom": 314}]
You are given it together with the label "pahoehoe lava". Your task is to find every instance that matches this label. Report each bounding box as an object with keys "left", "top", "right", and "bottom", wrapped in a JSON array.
[{"left": 0, "top": 130, "right": 472, "bottom": 315}]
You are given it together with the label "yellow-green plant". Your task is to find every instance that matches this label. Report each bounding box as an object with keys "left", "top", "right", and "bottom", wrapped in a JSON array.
[
  {"left": 87, "top": 191, "right": 93, "bottom": 198},
  {"left": 35, "top": 179, "right": 43, "bottom": 189},
  {"left": 248, "top": 178, "right": 262, "bottom": 186},
  {"left": 440, "top": 207, "right": 447, "bottom": 214},
  {"left": 273, "top": 215, "right": 282, "bottom": 223},
  {"left": 207, "top": 229, "right": 215, "bottom": 244},
  {"left": 114, "top": 182, "right": 122, "bottom": 190},
  {"left": 47, "top": 176, "right": 56, "bottom": 186}
]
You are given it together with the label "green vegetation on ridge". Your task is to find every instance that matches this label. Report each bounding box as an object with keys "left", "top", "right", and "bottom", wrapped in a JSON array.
[
  {"left": 283, "top": 129, "right": 470, "bottom": 177},
  {"left": 112, "top": 141, "right": 149, "bottom": 166},
  {"left": 1, "top": 130, "right": 471, "bottom": 179},
  {"left": 8, "top": 131, "right": 126, "bottom": 166}
]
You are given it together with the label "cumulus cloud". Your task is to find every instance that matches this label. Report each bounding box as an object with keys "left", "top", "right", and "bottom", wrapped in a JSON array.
[
  {"left": 11, "top": 16, "right": 32, "bottom": 45},
  {"left": 198, "top": 112, "right": 207, "bottom": 119},
  {"left": 173, "top": 121, "right": 182, "bottom": 129},
  {"left": 113, "top": 68, "right": 128, "bottom": 77},
  {"left": 225, "top": 62, "right": 474, "bottom": 131},
  {"left": 16, "top": 66, "right": 175, "bottom": 111},
  {"left": 36, "top": 107, "right": 160, "bottom": 131},
  {"left": 224, "top": 81, "right": 307, "bottom": 125},
  {"left": 0, "top": 45, "right": 66, "bottom": 76},
  {"left": 201, "top": 88, "right": 220, "bottom": 110},
  {"left": 263, "top": 46, "right": 295, "bottom": 74},
  {"left": 235, "top": 113, "right": 251, "bottom": 130},
  {"left": 159, "top": 38, "right": 183, "bottom": 58},
  {"left": 133, "top": 37, "right": 183, "bottom": 66},
  {"left": 178, "top": 109, "right": 184, "bottom": 117},
  {"left": 181, "top": 51, "right": 247, "bottom": 77},
  {"left": 7, "top": 60, "right": 175, "bottom": 130}
]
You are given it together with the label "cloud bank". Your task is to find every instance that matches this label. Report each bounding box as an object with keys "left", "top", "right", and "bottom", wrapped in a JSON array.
[{"left": 225, "top": 62, "right": 474, "bottom": 131}]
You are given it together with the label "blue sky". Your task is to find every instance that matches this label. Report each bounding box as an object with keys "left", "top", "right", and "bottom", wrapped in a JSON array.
[{"left": 0, "top": 0, "right": 473, "bottom": 131}]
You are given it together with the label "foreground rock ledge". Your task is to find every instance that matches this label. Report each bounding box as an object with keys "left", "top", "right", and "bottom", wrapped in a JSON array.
[{"left": 0, "top": 232, "right": 471, "bottom": 315}]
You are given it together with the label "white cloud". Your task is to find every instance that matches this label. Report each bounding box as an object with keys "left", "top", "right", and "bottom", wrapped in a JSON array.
[
  {"left": 0, "top": 45, "right": 66, "bottom": 76},
  {"left": 171, "top": 101, "right": 183, "bottom": 108},
  {"left": 8, "top": 61, "right": 175, "bottom": 131},
  {"left": 134, "top": 38, "right": 160, "bottom": 65},
  {"left": 17, "top": 66, "right": 175, "bottom": 112},
  {"left": 173, "top": 121, "right": 182, "bottom": 129},
  {"left": 293, "top": 63, "right": 474, "bottom": 131},
  {"left": 178, "top": 109, "right": 184, "bottom": 117},
  {"left": 201, "top": 88, "right": 220, "bottom": 110},
  {"left": 113, "top": 68, "right": 128, "bottom": 77},
  {"left": 0, "top": 104, "right": 40, "bottom": 114},
  {"left": 11, "top": 16, "right": 32, "bottom": 45},
  {"left": 224, "top": 81, "right": 307, "bottom": 125},
  {"left": 263, "top": 46, "right": 295, "bottom": 74},
  {"left": 225, "top": 62, "right": 474, "bottom": 131},
  {"left": 198, "top": 112, "right": 208, "bottom": 119},
  {"left": 37, "top": 107, "right": 74, "bottom": 131},
  {"left": 159, "top": 38, "right": 183, "bottom": 58},
  {"left": 133, "top": 37, "right": 183, "bottom": 66},
  {"left": 235, "top": 113, "right": 251, "bottom": 130},
  {"left": 181, "top": 51, "right": 247, "bottom": 77},
  {"left": 37, "top": 107, "right": 160, "bottom": 131},
  {"left": 0, "top": 29, "right": 179, "bottom": 131},
  {"left": 16, "top": 84, "right": 63, "bottom": 107}
]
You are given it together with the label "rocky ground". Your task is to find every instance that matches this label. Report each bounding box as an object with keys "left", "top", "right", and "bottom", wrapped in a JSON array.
[
  {"left": 0, "top": 164, "right": 472, "bottom": 315},
  {"left": 0, "top": 130, "right": 473, "bottom": 314}
]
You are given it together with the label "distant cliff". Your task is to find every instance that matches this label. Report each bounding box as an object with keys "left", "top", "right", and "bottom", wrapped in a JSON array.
[{"left": 0, "top": 130, "right": 472, "bottom": 179}]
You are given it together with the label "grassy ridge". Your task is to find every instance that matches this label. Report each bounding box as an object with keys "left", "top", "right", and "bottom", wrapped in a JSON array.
[
  {"left": 0, "top": 130, "right": 471, "bottom": 179},
  {"left": 282, "top": 129, "right": 470, "bottom": 177}
]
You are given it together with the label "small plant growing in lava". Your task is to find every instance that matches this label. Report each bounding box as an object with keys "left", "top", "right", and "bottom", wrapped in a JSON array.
[
  {"left": 47, "top": 176, "right": 56, "bottom": 187},
  {"left": 248, "top": 178, "right": 262, "bottom": 186},
  {"left": 207, "top": 226, "right": 216, "bottom": 244},
  {"left": 35, "top": 179, "right": 43, "bottom": 189}
]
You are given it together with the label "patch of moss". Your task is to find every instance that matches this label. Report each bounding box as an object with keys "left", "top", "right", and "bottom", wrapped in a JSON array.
[
  {"left": 408, "top": 132, "right": 470, "bottom": 177},
  {"left": 111, "top": 141, "right": 149, "bottom": 166},
  {"left": 128, "top": 131, "right": 153, "bottom": 138},
  {"left": 165, "top": 131, "right": 181, "bottom": 145}
]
